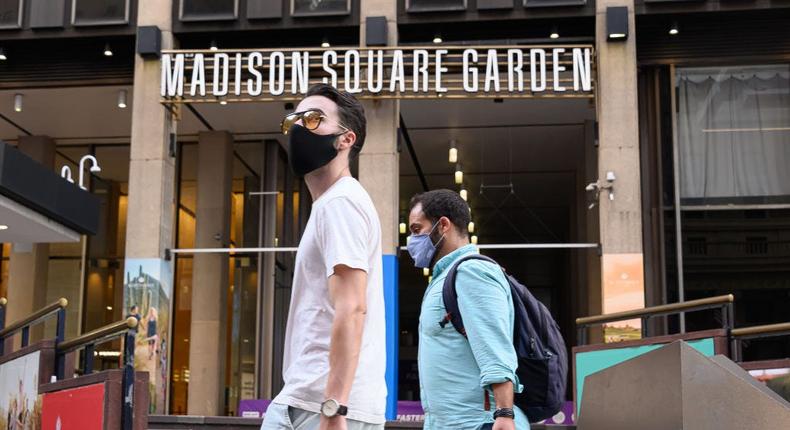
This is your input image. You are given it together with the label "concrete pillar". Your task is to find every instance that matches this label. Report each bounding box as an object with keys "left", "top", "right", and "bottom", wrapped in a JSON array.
[
  {"left": 358, "top": 0, "right": 399, "bottom": 419},
  {"left": 125, "top": 0, "right": 175, "bottom": 414},
  {"left": 187, "top": 131, "right": 233, "bottom": 415},
  {"left": 6, "top": 136, "right": 55, "bottom": 340},
  {"left": 595, "top": 0, "right": 645, "bottom": 331}
]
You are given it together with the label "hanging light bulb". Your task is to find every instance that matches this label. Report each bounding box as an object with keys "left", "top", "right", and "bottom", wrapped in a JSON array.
[
  {"left": 550, "top": 26, "right": 560, "bottom": 39},
  {"left": 103, "top": 43, "right": 113, "bottom": 57},
  {"left": 0, "top": 48, "right": 8, "bottom": 61},
  {"left": 117, "top": 89, "right": 127, "bottom": 108},
  {"left": 449, "top": 140, "right": 458, "bottom": 163},
  {"left": 468, "top": 221, "right": 475, "bottom": 233},
  {"left": 669, "top": 22, "right": 679, "bottom": 36},
  {"left": 321, "top": 38, "right": 330, "bottom": 48},
  {"left": 399, "top": 222, "right": 407, "bottom": 235},
  {"left": 460, "top": 188, "right": 468, "bottom": 201},
  {"left": 210, "top": 40, "right": 218, "bottom": 51},
  {"left": 423, "top": 267, "right": 430, "bottom": 277},
  {"left": 455, "top": 164, "right": 463, "bottom": 185},
  {"left": 14, "top": 94, "right": 22, "bottom": 112},
  {"left": 471, "top": 235, "right": 478, "bottom": 245}
]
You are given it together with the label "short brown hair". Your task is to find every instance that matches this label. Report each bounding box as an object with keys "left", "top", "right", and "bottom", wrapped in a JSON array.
[{"left": 305, "top": 84, "right": 366, "bottom": 160}]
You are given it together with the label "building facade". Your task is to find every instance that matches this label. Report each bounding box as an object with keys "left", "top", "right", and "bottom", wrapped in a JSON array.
[{"left": 0, "top": 0, "right": 788, "bottom": 419}]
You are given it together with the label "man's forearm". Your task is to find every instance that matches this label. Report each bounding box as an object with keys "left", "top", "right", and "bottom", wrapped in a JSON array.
[
  {"left": 324, "top": 306, "right": 366, "bottom": 403},
  {"left": 491, "top": 381, "right": 514, "bottom": 409}
]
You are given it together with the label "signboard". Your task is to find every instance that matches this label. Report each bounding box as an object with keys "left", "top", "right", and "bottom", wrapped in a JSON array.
[
  {"left": 160, "top": 46, "right": 596, "bottom": 103},
  {"left": 602, "top": 253, "right": 645, "bottom": 343},
  {"left": 41, "top": 383, "right": 105, "bottom": 430},
  {"left": 0, "top": 351, "right": 41, "bottom": 429}
]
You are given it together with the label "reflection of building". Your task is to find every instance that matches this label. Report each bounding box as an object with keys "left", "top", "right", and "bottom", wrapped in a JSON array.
[{"left": 0, "top": 0, "right": 788, "bottom": 422}]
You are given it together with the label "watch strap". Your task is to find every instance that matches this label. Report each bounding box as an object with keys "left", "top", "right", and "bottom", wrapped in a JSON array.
[
  {"left": 493, "top": 407, "right": 515, "bottom": 419},
  {"left": 337, "top": 404, "right": 348, "bottom": 416}
]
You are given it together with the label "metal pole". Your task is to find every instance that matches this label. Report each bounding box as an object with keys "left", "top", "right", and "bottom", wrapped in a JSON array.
[
  {"left": 56, "top": 308, "right": 66, "bottom": 379},
  {"left": 122, "top": 328, "right": 136, "bottom": 430},
  {"left": 670, "top": 64, "right": 686, "bottom": 333},
  {"left": 83, "top": 344, "right": 95, "bottom": 375},
  {"left": 21, "top": 326, "right": 29, "bottom": 347}
]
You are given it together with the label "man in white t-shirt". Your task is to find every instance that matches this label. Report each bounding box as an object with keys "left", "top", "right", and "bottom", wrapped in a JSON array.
[{"left": 261, "top": 84, "right": 387, "bottom": 430}]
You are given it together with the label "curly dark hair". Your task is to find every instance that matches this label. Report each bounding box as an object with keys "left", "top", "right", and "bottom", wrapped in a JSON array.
[
  {"left": 409, "top": 189, "right": 470, "bottom": 236},
  {"left": 305, "top": 84, "right": 366, "bottom": 160}
]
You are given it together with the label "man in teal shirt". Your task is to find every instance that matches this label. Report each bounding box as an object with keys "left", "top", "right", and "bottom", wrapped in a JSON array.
[{"left": 406, "top": 190, "right": 529, "bottom": 430}]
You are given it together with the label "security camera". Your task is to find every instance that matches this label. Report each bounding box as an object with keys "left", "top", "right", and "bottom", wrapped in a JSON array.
[
  {"left": 585, "top": 182, "right": 598, "bottom": 192},
  {"left": 606, "top": 171, "right": 616, "bottom": 182}
]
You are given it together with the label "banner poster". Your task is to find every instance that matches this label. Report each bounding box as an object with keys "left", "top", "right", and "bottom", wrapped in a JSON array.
[
  {"left": 0, "top": 351, "right": 42, "bottom": 429},
  {"left": 602, "top": 253, "right": 645, "bottom": 343},
  {"left": 123, "top": 258, "right": 173, "bottom": 414},
  {"left": 41, "top": 384, "right": 105, "bottom": 430}
]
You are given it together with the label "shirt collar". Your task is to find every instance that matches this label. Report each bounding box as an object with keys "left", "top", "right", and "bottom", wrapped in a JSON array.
[{"left": 432, "top": 244, "right": 478, "bottom": 278}]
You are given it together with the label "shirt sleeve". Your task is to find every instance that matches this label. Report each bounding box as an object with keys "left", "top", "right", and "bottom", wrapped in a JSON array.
[
  {"left": 455, "top": 260, "right": 522, "bottom": 392},
  {"left": 317, "top": 196, "right": 372, "bottom": 278}
]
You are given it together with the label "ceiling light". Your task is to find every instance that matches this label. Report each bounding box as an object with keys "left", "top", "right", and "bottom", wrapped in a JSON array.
[
  {"left": 0, "top": 48, "right": 7, "bottom": 61},
  {"left": 449, "top": 140, "right": 458, "bottom": 163},
  {"left": 210, "top": 40, "right": 218, "bottom": 51},
  {"left": 14, "top": 94, "right": 22, "bottom": 112},
  {"left": 423, "top": 267, "right": 430, "bottom": 277},
  {"left": 321, "top": 39, "right": 330, "bottom": 48},
  {"left": 106, "top": 306, "right": 113, "bottom": 311},
  {"left": 669, "top": 22, "right": 679, "bottom": 36},
  {"left": 103, "top": 43, "right": 113, "bottom": 57},
  {"left": 550, "top": 27, "right": 560, "bottom": 39},
  {"left": 0, "top": 225, "right": 8, "bottom": 230},
  {"left": 117, "top": 89, "right": 127, "bottom": 108},
  {"left": 460, "top": 189, "right": 468, "bottom": 201},
  {"left": 399, "top": 222, "right": 407, "bottom": 235},
  {"left": 468, "top": 221, "right": 475, "bottom": 233},
  {"left": 455, "top": 164, "right": 463, "bottom": 185},
  {"left": 471, "top": 235, "right": 478, "bottom": 245},
  {"left": 219, "top": 99, "right": 228, "bottom": 105},
  {"left": 433, "top": 34, "right": 443, "bottom": 44}
]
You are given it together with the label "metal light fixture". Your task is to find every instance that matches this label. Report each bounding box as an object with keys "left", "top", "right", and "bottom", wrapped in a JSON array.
[
  {"left": 550, "top": 26, "right": 560, "bottom": 39},
  {"left": 210, "top": 40, "right": 218, "bottom": 51},
  {"left": 455, "top": 164, "right": 463, "bottom": 185},
  {"left": 399, "top": 222, "right": 407, "bottom": 234},
  {"left": 433, "top": 34, "right": 443, "bottom": 44},
  {"left": 459, "top": 188, "right": 468, "bottom": 201},
  {"left": 468, "top": 221, "right": 475, "bottom": 233},
  {"left": 117, "top": 90, "right": 127, "bottom": 108},
  {"left": 321, "top": 39, "right": 330, "bottom": 48},
  {"left": 14, "top": 94, "right": 22, "bottom": 112},
  {"left": 0, "top": 48, "right": 7, "bottom": 61},
  {"left": 606, "top": 7, "right": 629, "bottom": 41},
  {"left": 669, "top": 22, "right": 679, "bottom": 36},
  {"left": 103, "top": 43, "right": 113, "bottom": 57},
  {"left": 449, "top": 140, "right": 458, "bottom": 163}
]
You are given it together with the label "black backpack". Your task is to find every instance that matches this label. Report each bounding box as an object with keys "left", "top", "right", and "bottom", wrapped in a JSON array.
[{"left": 440, "top": 254, "right": 568, "bottom": 423}]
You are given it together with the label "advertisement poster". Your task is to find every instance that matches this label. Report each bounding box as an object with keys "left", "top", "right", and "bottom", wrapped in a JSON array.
[
  {"left": 749, "top": 367, "right": 790, "bottom": 403},
  {"left": 602, "top": 253, "right": 645, "bottom": 343},
  {"left": 123, "top": 258, "right": 173, "bottom": 414},
  {"left": 41, "top": 384, "right": 105, "bottom": 430},
  {"left": 0, "top": 351, "right": 42, "bottom": 429}
]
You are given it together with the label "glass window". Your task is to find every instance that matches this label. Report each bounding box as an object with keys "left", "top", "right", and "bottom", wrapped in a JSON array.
[
  {"left": 523, "top": 0, "right": 586, "bottom": 8},
  {"left": 180, "top": 0, "right": 238, "bottom": 21},
  {"left": 676, "top": 65, "right": 790, "bottom": 205},
  {"left": 0, "top": 0, "right": 22, "bottom": 28},
  {"left": 72, "top": 0, "right": 129, "bottom": 26},
  {"left": 406, "top": 0, "right": 465, "bottom": 12},
  {"left": 292, "top": 0, "right": 350, "bottom": 16}
]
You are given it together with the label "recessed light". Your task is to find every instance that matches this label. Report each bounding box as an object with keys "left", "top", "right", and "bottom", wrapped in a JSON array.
[
  {"left": 0, "top": 225, "right": 8, "bottom": 230},
  {"left": 103, "top": 43, "right": 113, "bottom": 57}
]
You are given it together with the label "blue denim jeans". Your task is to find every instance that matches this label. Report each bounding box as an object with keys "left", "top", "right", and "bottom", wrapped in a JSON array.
[{"left": 260, "top": 403, "right": 384, "bottom": 430}]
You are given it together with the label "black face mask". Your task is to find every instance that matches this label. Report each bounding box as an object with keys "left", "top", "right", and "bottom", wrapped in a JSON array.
[{"left": 287, "top": 124, "right": 341, "bottom": 177}]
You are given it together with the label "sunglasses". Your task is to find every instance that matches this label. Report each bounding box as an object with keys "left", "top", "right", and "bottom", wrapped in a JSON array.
[{"left": 280, "top": 109, "right": 350, "bottom": 135}]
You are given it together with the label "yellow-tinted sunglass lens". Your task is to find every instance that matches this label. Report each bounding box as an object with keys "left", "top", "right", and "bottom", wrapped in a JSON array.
[{"left": 302, "top": 111, "right": 323, "bottom": 130}]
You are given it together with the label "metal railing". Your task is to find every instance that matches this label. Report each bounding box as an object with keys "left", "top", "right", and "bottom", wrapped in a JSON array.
[
  {"left": 0, "top": 298, "right": 68, "bottom": 355},
  {"left": 731, "top": 322, "right": 790, "bottom": 362},
  {"left": 0, "top": 297, "right": 6, "bottom": 331},
  {"left": 56, "top": 316, "right": 138, "bottom": 430},
  {"left": 575, "top": 294, "right": 735, "bottom": 346}
]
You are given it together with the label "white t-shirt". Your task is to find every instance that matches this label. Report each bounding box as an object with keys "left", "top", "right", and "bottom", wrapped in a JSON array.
[{"left": 273, "top": 176, "right": 387, "bottom": 424}]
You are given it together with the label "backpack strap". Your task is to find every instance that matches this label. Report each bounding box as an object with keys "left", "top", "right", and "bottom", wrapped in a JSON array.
[{"left": 439, "top": 254, "right": 500, "bottom": 338}]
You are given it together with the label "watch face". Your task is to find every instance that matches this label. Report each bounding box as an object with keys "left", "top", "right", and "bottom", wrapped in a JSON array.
[{"left": 321, "top": 399, "right": 339, "bottom": 416}]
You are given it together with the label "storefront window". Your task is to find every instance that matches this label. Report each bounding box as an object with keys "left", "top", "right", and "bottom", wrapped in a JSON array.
[
  {"left": 0, "top": 0, "right": 22, "bottom": 28},
  {"left": 180, "top": 0, "right": 238, "bottom": 21},
  {"left": 292, "top": 0, "right": 350, "bottom": 16},
  {"left": 406, "top": 0, "right": 466, "bottom": 12},
  {"left": 72, "top": 0, "right": 129, "bottom": 25}
]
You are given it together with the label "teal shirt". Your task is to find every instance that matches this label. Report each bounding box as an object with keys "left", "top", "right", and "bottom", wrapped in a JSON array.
[{"left": 418, "top": 245, "right": 530, "bottom": 430}]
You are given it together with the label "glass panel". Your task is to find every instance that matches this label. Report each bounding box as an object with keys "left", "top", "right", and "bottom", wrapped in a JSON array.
[
  {"left": 292, "top": 0, "right": 349, "bottom": 15},
  {"left": 73, "top": 0, "right": 128, "bottom": 25},
  {"left": 676, "top": 65, "right": 790, "bottom": 204},
  {"left": 0, "top": 0, "right": 21, "bottom": 28},
  {"left": 181, "top": 0, "right": 237, "bottom": 20},
  {"left": 406, "top": 0, "right": 465, "bottom": 12}
]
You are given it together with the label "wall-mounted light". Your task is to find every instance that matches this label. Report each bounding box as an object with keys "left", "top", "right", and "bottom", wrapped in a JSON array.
[
  {"left": 468, "top": 221, "right": 475, "bottom": 233},
  {"left": 78, "top": 155, "right": 101, "bottom": 191},
  {"left": 399, "top": 222, "right": 407, "bottom": 234},
  {"left": 455, "top": 164, "right": 463, "bottom": 185},
  {"left": 459, "top": 188, "right": 468, "bottom": 201},
  {"left": 550, "top": 26, "right": 560, "bottom": 40},
  {"left": 0, "top": 48, "right": 7, "bottom": 61},
  {"left": 669, "top": 22, "right": 679, "bottom": 36},
  {"left": 14, "top": 94, "right": 22, "bottom": 112},
  {"left": 449, "top": 140, "right": 458, "bottom": 163},
  {"left": 103, "top": 43, "right": 113, "bottom": 57},
  {"left": 606, "top": 6, "right": 629, "bottom": 41},
  {"left": 210, "top": 40, "right": 218, "bottom": 51},
  {"left": 433, "top": 34, "right": 443, "bottom": 44},
  {"left": 117, "top": 89, "right": 127, "bottom": 108}
]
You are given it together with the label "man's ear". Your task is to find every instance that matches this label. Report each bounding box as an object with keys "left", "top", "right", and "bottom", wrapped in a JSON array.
[
  {"left": 440, "top": 216, "right": 452, "bottom": 235},
  {"left": 337, "top": 130, "right": 356, "bottom": 151}
]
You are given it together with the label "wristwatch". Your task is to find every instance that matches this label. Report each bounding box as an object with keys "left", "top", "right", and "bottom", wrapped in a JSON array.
[
  {"left": 493, "top": 407, "right": 515, "bottom": 420},
  {"left": 320, "top": 399, "right": 348, "bottom": 418}
]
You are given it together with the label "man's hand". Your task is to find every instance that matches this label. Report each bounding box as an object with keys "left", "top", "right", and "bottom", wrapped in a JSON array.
[
  {"left": 492, "top": 417, "right": 515, "bottom": 430},
  {"left": 319, "top": 415, "right": 348, "bottom": 430}
]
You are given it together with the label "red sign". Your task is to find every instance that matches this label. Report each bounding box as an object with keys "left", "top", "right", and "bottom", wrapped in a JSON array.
[{"left": 41, "top": 383, "right": 105, "bottom": 430}]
